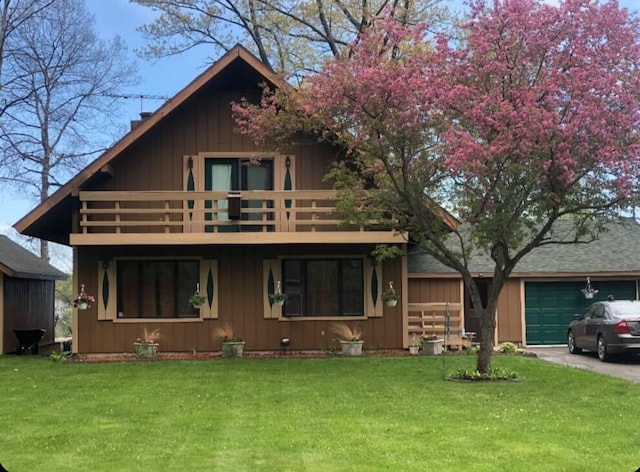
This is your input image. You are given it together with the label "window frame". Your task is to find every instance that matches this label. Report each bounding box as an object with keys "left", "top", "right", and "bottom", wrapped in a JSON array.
[
  {"left": 264, "top": 255, "right": 383, "bottom": 321},
  {"left": 99, "top": 256, "right": 218, "bottom": 323},
  {"left": 282, "top": 257, "right": 365, "bottom": 318}
]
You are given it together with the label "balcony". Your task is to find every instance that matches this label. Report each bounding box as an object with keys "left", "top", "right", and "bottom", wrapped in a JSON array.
[{"left": 70, "top": 190, "right": 406, "bottom": 245}]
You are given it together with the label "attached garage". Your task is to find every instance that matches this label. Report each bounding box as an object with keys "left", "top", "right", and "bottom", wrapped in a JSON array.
[{"left": 525, "top": 280, "right": 637, "bottom": 345}]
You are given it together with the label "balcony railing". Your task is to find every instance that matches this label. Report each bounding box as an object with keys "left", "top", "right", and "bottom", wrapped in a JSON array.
[{"left": 74, "top": 190, "right": 404, "bottom": 244}]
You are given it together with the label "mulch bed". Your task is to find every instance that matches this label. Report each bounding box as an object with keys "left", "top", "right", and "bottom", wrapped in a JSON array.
[
  {"left": 61, "top": 348, "right": 537, "bottom": 363},
  {"left": 66, "top": 349, "right": 414, "bottom": 362}
]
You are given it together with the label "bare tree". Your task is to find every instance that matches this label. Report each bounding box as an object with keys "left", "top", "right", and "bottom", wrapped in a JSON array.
[
  {"left": 0, "top": 0, "right": 56, "bottom": 115},
  {"left": 0, "top": 0, "right": 137, "bottom": 262},
  {"left": 133, "top": 0, "right": 448, "bottom": 78}
]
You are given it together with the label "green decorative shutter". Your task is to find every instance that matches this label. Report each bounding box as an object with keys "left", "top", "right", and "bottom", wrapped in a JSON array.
[{"left": 263, "top": 259, "right": 282, "bottom": 319}]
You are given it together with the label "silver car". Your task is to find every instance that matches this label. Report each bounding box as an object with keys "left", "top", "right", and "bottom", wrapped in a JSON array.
[{"left": 567, "top": 300, "right": 640, "bottom": 362}]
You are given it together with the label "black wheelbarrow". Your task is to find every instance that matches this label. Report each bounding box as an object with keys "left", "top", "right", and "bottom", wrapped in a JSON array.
[{"left": 13, "top": 329, "right": 46, "bottom": 355}]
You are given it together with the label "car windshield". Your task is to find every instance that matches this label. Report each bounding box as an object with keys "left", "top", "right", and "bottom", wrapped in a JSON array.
[{"left": 611, "top": 303, "right": 640, "bottom": 319}]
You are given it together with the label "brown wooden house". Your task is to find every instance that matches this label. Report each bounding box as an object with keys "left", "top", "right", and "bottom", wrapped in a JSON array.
[
  {"left": 0, "top": 235, "right": 66, "bottom": 354},
  {"left": 14, "top": 46, "right": 410, "bottom": 354}
]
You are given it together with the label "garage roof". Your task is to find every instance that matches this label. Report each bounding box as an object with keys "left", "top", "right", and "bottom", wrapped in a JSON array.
[{"left": 409, "top": 218, "right": 640, "bottom": 276}]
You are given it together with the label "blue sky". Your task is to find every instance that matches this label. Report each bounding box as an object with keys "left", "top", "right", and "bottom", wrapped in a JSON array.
[{"left": 1, "top": 0, "right": 639, "bottom": 260}]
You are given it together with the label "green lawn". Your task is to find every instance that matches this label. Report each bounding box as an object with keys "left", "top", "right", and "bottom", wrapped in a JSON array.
[{"left": 1, "top": 354, "right": 638, "bottom": 471}]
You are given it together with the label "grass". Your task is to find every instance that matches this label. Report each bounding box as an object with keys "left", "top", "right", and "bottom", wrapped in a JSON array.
[{"left": 1, "top": 354, "right": 639, "bottom": 471}]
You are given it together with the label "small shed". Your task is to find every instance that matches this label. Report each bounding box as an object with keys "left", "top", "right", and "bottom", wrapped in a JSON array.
[{"left": 0, "top": 236, "right": 67, "bottom": 354}]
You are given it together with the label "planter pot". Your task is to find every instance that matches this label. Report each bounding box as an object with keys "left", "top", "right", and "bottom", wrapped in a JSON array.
[
  {"left": 192, "top": 303, "right": 203, "bottom": 309},
  {"left": 385, "top": 299, "right": 398, "bottom": 307},
  {"left": 222, "top": 341, "right": 245, "bottom": 358},
  {"left": 409, "top": 345, "right": 420, "bottom": 355},
  {"left": 77, "top": 302, "right": 89, "bottom": 310},
  {"left": 134, "top": 342, "right": 159, "bottom": 359},
  {"left": 584, "top": 292, "right": 595, "bottom": 299},
  {"left": 421, "top": 339, "right": 444, "bottom": 356},
  {"left": 274, "top": 300, "right": 285, "bottom": 307},
  {"left": 339, "top": 340, "right": 364, "bottom": 357}
]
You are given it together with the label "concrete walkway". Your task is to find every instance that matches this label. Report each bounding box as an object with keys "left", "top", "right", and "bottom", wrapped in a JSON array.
[{"left": 527, "top": 345, "right": 640, "bottom": 383}]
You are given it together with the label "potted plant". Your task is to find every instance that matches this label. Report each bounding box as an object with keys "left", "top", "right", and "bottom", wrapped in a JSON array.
[
  {"left": 133, "top": 328, "right": 160, "bottom": 358},
  {"left": 269, "top": 281, "right": 288, "bottom": 307},
  {"left": 421, "top": 334, "right": 444, "bottom": 355},
  {"left": 408, "top": 334, "right": 420, "bottom": 355},
  {"left": 214, "top": 324, "right": 245, "bottom": 358},
  {"left": 73, "top": 284, "right": 95, "bottom": 310},
  {"left": 189, "top": 283, "right": 206, "bottom": 308},
  {"left": 330, "top": 322, "right": 364, "bottom": 357},
  {"left": 381, "top": 281, "right": 398, "bottom": 307}
]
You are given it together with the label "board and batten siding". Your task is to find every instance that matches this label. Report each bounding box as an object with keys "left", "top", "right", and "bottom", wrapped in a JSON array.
[
  {"left": 408, "top": 278, "right": 463, "bottom": 306},
  {"left": 408, "top": 276, "right": 524, "bottom": 345},
  {"left": 496, "top": 278, "right": 523, "bottom": 344},
  {"left": 2, "top": 276, "right": 55, "bottom": 353},
  {"left": 75, "top": 245, "right": 404, "bottom": 353},
  {"left": 90, "top": 87, "right": 336, "bottom": 198}
]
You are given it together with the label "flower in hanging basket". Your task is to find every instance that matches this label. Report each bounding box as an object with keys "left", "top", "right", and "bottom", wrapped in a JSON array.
[
  {"left": 73, "top": 284, "right": 95, "bottom": 309},
  {"left": 269, "top": 292, "right": 288, "bottom": 306},
  {"left": 581, "top": 277, "right": 598, "bottom": 299},
  {"left": 269, "top": 281, "right": 288, "bottom": 306},
  {"left": 189, "top": 293, "right": 207, "bottom": 308},
  {"left": 381, "top": 281, "right": 399, "bottom": 306}
]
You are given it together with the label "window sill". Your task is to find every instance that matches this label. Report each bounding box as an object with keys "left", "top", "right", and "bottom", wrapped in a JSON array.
[
  {"left": 111, "top": 317, "right": 204, "bottom": 324},
  {"left": 278, "top": 315, "right": 368, "bottom": 322}
]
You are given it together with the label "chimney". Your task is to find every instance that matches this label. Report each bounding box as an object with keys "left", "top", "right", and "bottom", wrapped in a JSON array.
[{"left": 130, "top": 111, "right": 152, "bottom": 131}]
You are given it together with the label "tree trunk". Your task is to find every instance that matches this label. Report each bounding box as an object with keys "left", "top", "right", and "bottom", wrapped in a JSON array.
[
  {"left": 462, "top": 273, "right": 505, "bottom": 374},
  {"left": 40, "top": 238, "right": 49, "bottom": 263},
  {"left": 476, "top": 305, "right": 497, "bottom": 373}
]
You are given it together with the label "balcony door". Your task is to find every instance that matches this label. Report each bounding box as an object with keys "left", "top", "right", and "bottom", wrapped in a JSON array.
[{"left": 204, "top": 158, "right": 274, "bottom": 232}]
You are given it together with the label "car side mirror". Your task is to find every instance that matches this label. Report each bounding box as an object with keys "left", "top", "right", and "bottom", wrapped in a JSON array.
[{"left": 572, "top": 314, "right": 582, "bottom": 320}]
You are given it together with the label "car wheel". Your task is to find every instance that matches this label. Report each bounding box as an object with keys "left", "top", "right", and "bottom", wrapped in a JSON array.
[
  {"left": 568, "top": 331, "right": 581, "bottom": 354},
  {"left": 597, "top": 335, "right": 610, "bottom": 362}
]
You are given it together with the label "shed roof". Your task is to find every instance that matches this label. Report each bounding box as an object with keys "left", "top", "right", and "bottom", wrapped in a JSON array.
[
  {"left": 408, "top": 218, "right": 640, "bottom": 277},
  {"left": 0, "top": 235, "right": 67, "bottom": 280}
]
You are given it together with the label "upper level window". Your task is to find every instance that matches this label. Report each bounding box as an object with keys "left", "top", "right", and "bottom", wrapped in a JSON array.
[
  {"left": 282, "top": 258, "right": 364, "bottom": 317},
  {"left": 116, "top": 260, "right": 200, "bottom": 318},
  {"left": 205, "top": 158, "right": 274, "bottom": 232}
]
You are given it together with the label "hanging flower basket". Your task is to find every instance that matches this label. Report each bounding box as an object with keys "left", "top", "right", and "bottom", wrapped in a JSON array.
[
  {"left": 581, "top": 277, "right": 598, "bottom": 300},
  {"left": 73, "top": 284, "right": 95, "bottom": 310},
  {"left": 269, "top": 281, "right": 288, "bottom": 307},
  {"left": 189, "top": 283, "right": 206, "bottom": 308},
  {"left": 381, "top": 281, "right": 398, "bottom": 307}
]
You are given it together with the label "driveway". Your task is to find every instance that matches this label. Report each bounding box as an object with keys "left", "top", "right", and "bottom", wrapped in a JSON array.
[{"left": 527, "top": 345, "right": 640, "bottom": 383}]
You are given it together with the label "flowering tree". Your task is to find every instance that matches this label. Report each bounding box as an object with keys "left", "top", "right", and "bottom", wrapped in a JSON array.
[{"left": 234, "top": 0, "right": 640, "bottom": 373}]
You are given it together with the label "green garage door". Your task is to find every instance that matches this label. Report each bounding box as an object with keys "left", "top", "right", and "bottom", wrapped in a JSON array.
[{"left": 525, "top": 280, "right": 637, "bottom": 345}]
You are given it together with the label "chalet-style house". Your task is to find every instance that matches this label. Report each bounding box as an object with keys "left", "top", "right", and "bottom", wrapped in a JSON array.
[
  {"left": 14, "top": 46, "right": 408, "bottom": 353},
  {"left": 13, "top": 46, "right": 640, "bottom": 353},
  {"left": 0, "top": 235, "right": 66, "bottom": 354}
]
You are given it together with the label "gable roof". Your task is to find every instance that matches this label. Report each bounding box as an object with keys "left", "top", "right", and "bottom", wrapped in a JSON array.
[
  {"left": 13, "top": 45, "right": 282, "bottom": 243},
  {"left": 409, "top": 218, "right": 640, "bottom": 276},
  {"left": 0, "top": 235, "right": 67, "bottom": 280}
]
